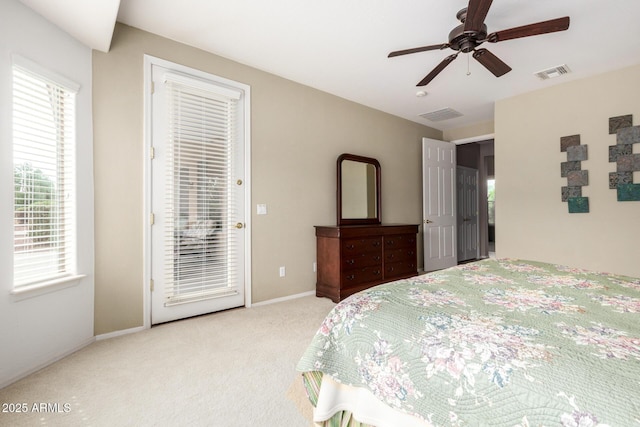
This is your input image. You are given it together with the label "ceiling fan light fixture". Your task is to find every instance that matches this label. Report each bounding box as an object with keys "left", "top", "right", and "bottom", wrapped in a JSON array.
[{"left": 416, "top": 90, "right": 428, "bottom": 97}]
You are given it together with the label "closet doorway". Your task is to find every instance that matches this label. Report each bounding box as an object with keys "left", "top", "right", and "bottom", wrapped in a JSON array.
[{"left": 455, "top": 139, "right": 494, "bottom": 261}]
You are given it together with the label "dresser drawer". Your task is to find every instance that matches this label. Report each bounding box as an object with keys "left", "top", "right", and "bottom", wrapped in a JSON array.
[
  {"left": 385, "top": 260, "right": 417, "bottom": 279},
  {"left": 342, "top": 252, "right": 382, "bottom": 270},
  {"left": 342, "top": 237, "right": 383, "bottom": 255},
  {"left": 384, "top": 234, "right": 416, "bottom": 249},
  {"left": 385, "top": 247, "right": 417, "bottom": 263},
  {"left": 342, "top": 266, "right": 383, "bottom": 287}
]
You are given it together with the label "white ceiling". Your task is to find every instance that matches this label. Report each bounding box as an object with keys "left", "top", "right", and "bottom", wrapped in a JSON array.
[
  {"left": 19, "top": 0, "right": 120, "bottom": 52},
  {"left": 22, "top": 0, "right": 640, "bottom": 131}
]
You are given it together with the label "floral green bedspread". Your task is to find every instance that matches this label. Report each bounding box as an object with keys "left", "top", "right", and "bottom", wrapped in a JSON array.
[{"left": 297, "top": 259, "right": 640, "bottom": 426}]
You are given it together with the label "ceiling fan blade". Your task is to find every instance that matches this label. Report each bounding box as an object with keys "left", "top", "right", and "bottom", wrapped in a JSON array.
[
  {"left": 417, "top": 54, "right": 459, "bottom": 86},
  {"left": 464, "top": 0, "right": 494, "bottom": 32},
  {"left": 472, "top": 48, "right": 512, "bottom": 77},
  {"left": 487, "top": 16, "right": 570, "bottom": 43},
  {"left": 388, "top": 43, "right": 449, "bottom": 58}
]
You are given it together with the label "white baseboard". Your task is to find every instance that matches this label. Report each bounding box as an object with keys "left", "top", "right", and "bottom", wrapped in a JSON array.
[
  {"left": 95, "top": 325, "right": 147, "bottom": 341},
  {"left": 97, "top": 292, "right": 316, "bottom": 339},
  {"left": 95, "top": 291, "right": 316, "bottom": 340},
  {"left": 251, "top": 290, "right": 316, "bottom": 307},
  {"left": 0, "top": 337, "right": 95, "bottom": 389}
]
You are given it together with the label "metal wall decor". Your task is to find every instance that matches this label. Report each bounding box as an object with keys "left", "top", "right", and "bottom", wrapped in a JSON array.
[
  {"left": 608, "top": 115, "right": 640, "bottom": 201},
  {"left": 561, "top": 134, "right": 589, "bottom": 213}
]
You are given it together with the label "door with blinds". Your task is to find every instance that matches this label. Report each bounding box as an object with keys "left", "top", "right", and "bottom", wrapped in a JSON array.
[{"left": 150, "top": 63, "right": 248, "bottom": 324}]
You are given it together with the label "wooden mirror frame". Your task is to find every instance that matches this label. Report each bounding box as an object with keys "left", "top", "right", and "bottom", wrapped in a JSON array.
[{"left": 337, "top": 153, "right": 381, "bottom": 226}]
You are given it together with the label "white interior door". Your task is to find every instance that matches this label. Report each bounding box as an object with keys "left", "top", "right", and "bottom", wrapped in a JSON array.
[
  {"left": 149, "top": 62, "right": 248, "bottom": 324},
  {"left": 422, "top": 137, "right": 457, "bottom": 271},
  {"left": 457, "top": 166, "right": 479, "bottom": 262}
]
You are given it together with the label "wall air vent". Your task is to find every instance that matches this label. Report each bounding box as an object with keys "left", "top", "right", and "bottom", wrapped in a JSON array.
[
  {"left": 534, "top": 64, "right": 571, "bottom": 80},
  {"left": 419, "top": 107, "right": 463, "bottom": 122}
]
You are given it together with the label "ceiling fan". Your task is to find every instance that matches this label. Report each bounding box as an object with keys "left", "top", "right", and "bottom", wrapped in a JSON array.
[{"left": 388, "top": 0, "right": 570, "bottom": 86}]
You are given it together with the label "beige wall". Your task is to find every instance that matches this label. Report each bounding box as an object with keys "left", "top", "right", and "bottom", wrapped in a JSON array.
[
  {"left": 495, "top": 64, "right": 640, "bottom": 278},
  {"left": 93, "top": 24, "right": 440, "bottom": 335},
  {"left": 443, "top": 120, "right": 494, "bottom": 142}
]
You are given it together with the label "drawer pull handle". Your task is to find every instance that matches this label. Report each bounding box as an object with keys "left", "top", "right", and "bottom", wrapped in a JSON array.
[
  {"left": 374, "top": 256, "right": 381, "bottom": 261},
  {"left": 346, "top": 274, "right": 355, "bottom": 280},
  {"left": 347, "top": 244, "right": 355, "bottom": 249},
  {"left": 374, "top": 270, "right": 381, "bottom": 275},
  {"left": 346, "top": 259, "right": 355, "bottom": 265},
  {"left": 373, "top": 241, "right": 381, "bottom": 247}
]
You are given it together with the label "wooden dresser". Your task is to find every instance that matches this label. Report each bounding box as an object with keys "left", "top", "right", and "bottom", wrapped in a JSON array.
[{"left": 315, "top": 224, "right": 419, "bottom": 302}]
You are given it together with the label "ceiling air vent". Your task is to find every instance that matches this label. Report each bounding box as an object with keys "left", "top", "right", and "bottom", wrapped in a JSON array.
[
  {"left": 419, "top": 107, "right": 463, "bottom": 122},
  {"left": 534, "top": 64, "right": 571, "bottom": 80}
]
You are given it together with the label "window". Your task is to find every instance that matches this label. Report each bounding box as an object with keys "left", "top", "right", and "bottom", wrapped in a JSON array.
[{"left": 12, "top": 58, "right": 79, "bottom": 288}]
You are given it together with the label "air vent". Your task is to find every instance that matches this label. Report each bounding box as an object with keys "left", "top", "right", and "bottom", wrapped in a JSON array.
[
  {"left": 534, "top": 64, "right": 571, "bottom": 80},
  {"left": 419, "top": 107, "right": 463, "bottom": 122}
]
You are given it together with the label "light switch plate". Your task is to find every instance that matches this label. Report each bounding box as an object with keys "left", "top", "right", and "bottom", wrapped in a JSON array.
[{"left": 257, "top": 204, "right": 267, "bottom": 215}]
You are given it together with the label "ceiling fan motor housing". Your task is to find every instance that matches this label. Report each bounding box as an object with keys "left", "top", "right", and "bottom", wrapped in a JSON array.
[
  {"left": 448, "top": 23, "right": 487, "bottom": 53},
  {"left": 449, "top": 7, "right": 487, "bottom": 53}
]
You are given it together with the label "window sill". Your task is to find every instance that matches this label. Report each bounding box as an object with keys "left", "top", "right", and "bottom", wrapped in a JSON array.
[{"left": 10, "top": 274, "right": 87, "bottom": 301}]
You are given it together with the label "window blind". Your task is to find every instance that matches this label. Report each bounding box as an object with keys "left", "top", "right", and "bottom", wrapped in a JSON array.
[
  {"left": 163, "top": 74, "right": 240, "bottom": 306},
  {"left": 12, "top": 63, "right": 77, "bottom": 287}
]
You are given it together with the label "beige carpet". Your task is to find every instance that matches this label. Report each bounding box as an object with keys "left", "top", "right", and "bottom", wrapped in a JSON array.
[{"left": 0, "top": 295, "right": 335, "bottom": 427}]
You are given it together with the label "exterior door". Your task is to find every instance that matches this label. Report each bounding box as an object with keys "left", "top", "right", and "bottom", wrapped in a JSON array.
[
  {"left": 149, "top": 62, "right": 248, "bottom": 324},
  {"left": 457, "top": 166, "right": 479, "bottom": 262},
  {"left": 422, "top": 137, "right": 457, "bottom": 271}
]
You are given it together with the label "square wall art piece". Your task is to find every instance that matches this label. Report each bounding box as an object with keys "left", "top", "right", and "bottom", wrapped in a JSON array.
[{"left": 568, "top": 197, "right": 589, "bottom": 213}]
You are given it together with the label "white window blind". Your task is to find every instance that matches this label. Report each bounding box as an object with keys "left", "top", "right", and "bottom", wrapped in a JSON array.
[
  {"left": 12, "top": 61, "right": 77, "bottom": 287},
  {"left": 163, "top": 74, "right": 240, "bottom": 305}
]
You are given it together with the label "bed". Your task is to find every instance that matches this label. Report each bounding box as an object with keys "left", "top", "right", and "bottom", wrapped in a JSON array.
[{"left": 297, "top": 258, "right": 640, "bottom": 426}]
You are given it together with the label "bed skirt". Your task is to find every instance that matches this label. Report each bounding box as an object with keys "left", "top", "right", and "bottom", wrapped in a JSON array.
[{"left": 302, "top": 371, "right": 431, "bottom": 427}]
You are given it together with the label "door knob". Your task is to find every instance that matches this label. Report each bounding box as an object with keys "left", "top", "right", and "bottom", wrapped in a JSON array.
[
  {"left": 424, "top": 219, "right": 433, "bottom": 224},
  {"left": 235, "top": 222, "right": 244, "bottom": 229}
]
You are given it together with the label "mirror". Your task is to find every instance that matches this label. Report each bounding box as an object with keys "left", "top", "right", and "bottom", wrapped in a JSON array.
[{"left": 337, "top": 153, "right": 381, "bottom": 225}]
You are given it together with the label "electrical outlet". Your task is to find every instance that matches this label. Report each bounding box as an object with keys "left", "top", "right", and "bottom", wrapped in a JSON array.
[
  {"left": 313, "top": 262, "right": 317, "bottom": 273},
  {"left": 279, "top": 266, "right": 286, "bottom": 277}
]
